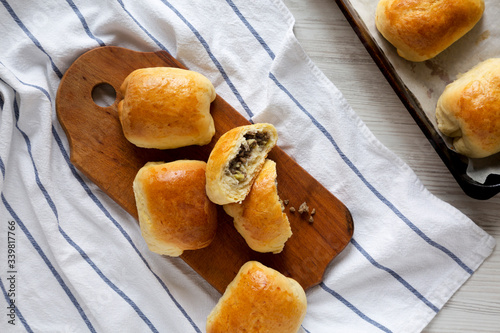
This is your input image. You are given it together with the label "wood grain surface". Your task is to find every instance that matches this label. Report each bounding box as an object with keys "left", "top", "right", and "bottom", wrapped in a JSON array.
[
  {"left": 55, "top": 46, "right": 354, "bottom": 294},
  {"left": 282, "top": 0, "right": 500, "bottom": 331}
]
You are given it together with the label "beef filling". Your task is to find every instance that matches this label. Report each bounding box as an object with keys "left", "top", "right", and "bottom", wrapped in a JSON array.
[{"left": 227, "top": 132, "right": 269, "bottom": 182}]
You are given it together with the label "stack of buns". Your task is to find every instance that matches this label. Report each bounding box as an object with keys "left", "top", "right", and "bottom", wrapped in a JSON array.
[
  {"left": 120, "top": 67, "right": 219, "bottom": 256},
  {"left": 119, "top": 67, "right": 293, "bottom": 257},
  {"left": 205, "top": 123, "right": 293, "bottom": 253}
]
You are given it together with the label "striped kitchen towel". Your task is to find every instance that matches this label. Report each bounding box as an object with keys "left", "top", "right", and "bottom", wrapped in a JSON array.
[{"left": 0, "top": 0, "right": 495, "bottom": 332}]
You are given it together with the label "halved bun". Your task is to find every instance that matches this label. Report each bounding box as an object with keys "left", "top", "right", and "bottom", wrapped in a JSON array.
[
  {"left": 205, "top": 123, "right": 278, "bottom": 205},
  {"left": 224, "top": 159, "right": 292, "bottom": 254}
]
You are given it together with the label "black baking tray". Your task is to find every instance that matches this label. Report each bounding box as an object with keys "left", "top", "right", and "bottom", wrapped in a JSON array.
[{"left": 334, "top": 0, "right": 500, "bottom": 200}]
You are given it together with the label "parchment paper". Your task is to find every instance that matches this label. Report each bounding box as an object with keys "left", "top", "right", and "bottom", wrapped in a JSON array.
[{"left": 348, "top": 0, "right": 500, "bottom": 183}]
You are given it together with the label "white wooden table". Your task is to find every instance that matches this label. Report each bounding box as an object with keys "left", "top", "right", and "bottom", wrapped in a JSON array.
[{"left": 281, "top": 0, "right": 500, "bottom": 332}]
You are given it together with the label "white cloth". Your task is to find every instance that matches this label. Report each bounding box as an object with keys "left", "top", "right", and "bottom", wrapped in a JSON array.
[{"left": 0, "top": 1, "right": 495, "bottom": 332}]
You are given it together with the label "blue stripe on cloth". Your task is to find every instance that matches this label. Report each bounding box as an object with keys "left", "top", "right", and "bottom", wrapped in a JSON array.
[
  {"left": 268, "top": 72, "right": 474, "bottom": 275},
  {"left": 59, "top": 222, "right": 160, "bottom": 333},
  {"left": 224, "top": 0, "right": 275, "bottom": 60},
  {"left": 320, "top": 282, "right": 393, "bottom": 333},
  {"left": 158, "top": 0, "right": 254, "bottom": 119},
  {"left": 0, "top": 61, "right": 53, "bottom": 102},
  {"left": 10, "top": 95, "right": 159, "bottom": 333},
  {"left": 116, "top": 0, "right": 170, "bottom": 53},
  {"left": 65, "top": 0, "right": 106, "bottom": 47},
  {"left": 0, "top": 276, "right": 33, "bottom": 332},
  {"left": 2, "top": 62, "right": 200, "bottom": 331},
  {"left": 0, "top": 0, "right": 63, "bottom": 79},
  {"left": 52, "top": 127, "right": 202, "bottom": 333},
  {"left": 11, "top": 103, "right": 59, "bottom": 221},
  {"left": 1, "top": 192, "right": 96, "bottom": 332},
  {"left": 350, "top": 238, "right": 439, "bottom": 313},
  {"left": 0, "top": 155, "right": 4, "bottom": 176},
  {"left": 16, "top": 80, "right": 51, "bottom": 101}
]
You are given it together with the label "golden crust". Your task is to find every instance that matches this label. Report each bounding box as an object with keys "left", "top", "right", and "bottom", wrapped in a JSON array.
[
  {"left": 436, "top": 58, "right": 500, "bottom": 158},
  {"left": 224, "top": 160, "right": 292, "bottom": 254},
  {"left": 118, "top": 67, "right": 216, "bottom": 149},
  {"left": 206, "top": 261, "right": 307, "bottom": 333},
  {"left": 205, "top": 123, "right": 278, "bottom": 205},
  {"left": 133, "top": 160, "right": 217, "bottom": 256},
  {"left": 375, "top": 0, "right": 484, "bottom": 62}
]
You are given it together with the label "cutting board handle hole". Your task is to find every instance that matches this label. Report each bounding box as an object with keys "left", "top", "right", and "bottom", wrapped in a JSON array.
[{"left": 91, "top": 83, "right": 117, "bottom": 108}]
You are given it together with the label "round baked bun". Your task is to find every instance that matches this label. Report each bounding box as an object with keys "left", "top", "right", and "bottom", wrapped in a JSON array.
[
  {"left": 133, "top": 160, "right": 217, "bottom": 256},
  {"left": 205, "top": 123, "right": 278, "bottom": 205},
  {"left": 224, "top": 159, "right": 292, "bottom": 254},
  {"left": 118, "top": 67, "right": 216, "bottom": 149},
  {"left": 375, "top": 0, "right": 485, "bottom": 62},
  {"left": 206, "top": 261, "right": 307, "bottom": 333},
  {"left": 436, "top": 58, "right": 500, "bottom": 158}
]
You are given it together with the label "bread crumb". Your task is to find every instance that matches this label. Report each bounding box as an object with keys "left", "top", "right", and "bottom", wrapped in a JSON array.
[
  {"left": 308, "top": 216, "right": 314, "bottom": 223},
  {"left": 289, "top": 207, "right": 296, "bottom": 213},
  {"left": 284, "top": 199, "right": 289, "bottom": 206},
  {"left": 311, "top": 208, "right": 316, "bottom": 215},
  {"left": 298, "top": 202, "right": 309, "bottom": 214}
]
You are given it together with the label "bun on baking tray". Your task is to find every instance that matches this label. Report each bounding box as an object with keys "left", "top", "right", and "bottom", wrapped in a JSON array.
[
  {"left": 206, "top": 261, "right": 307, "bottom": 333},
  {"left": 436, "top": 58, "right": 500, "bottom": 159},
  {"left": 205, "top": 123, "right": 278, "bottom": 205},
  {"left": 224, "top": 159, "right": 292, "bottom": 254},
  {"left": 375, "top": 0, "right": 485, "bottom": 62},
  {"left": 118, "top": 67, "right": 216, "bottom": 149},
  {"left": 133, "top": 160, "right": 217, "bottom": 256}
]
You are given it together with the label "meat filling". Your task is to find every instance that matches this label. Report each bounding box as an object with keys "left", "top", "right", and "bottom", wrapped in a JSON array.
[{"left": 227, "top": 132, "right": 269, "bottom": 182}]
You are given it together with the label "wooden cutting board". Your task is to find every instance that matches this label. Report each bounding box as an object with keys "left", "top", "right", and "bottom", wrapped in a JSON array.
[{"left": 56, "top": 46, "right": 354, "bottom": 294}]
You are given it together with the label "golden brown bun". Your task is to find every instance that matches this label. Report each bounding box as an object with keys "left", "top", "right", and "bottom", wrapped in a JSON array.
[
  {"left": 224, "top": 160, "right": 292, "bottom": 254},
  {"left": 133, "top": 160, "right": 217, "bottom": 256},
  {"left": 375, "top": 0, "right": 485, "bottom": 62},
  {"left": 436, "top": 58, "right": 500, "bottom": 158},
  {"left": 206, "top": 123, "right": 278, "bottom": 205},
  {"left": 118, "top": 67, "right": 216, "bottom": 149},
  {"left": 206, "top": 261, "right": 307, "bottom": 333}
]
